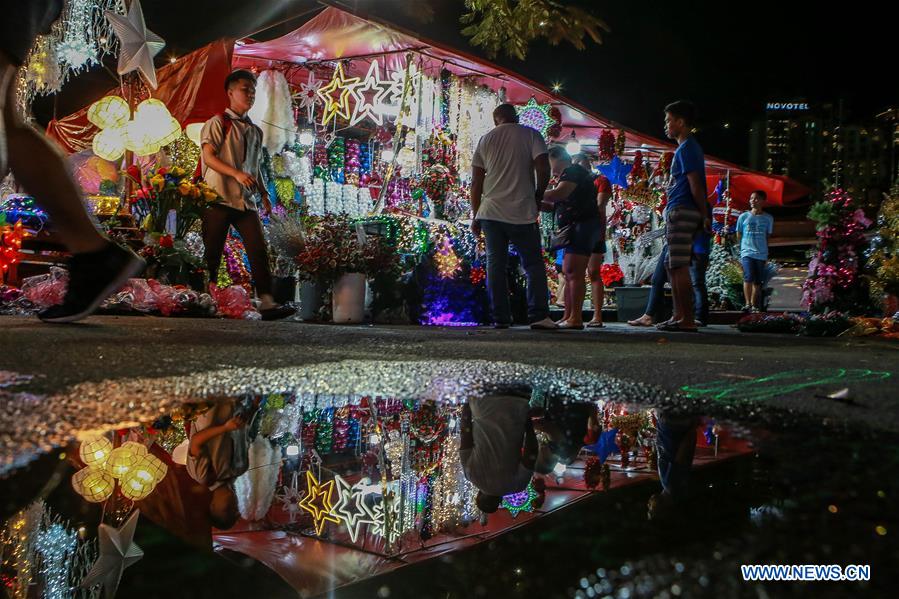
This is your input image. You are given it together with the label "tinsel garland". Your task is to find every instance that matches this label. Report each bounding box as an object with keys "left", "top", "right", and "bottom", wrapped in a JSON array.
[
  {"left": 615, "top": 129, "right": 627, "bottom": 157},
  {"left": 313, "top": 143, "right": 329, "bottom": 181},
  {"left": 219, "top": 235, "right": 253, "bottom": 292},
  {"left": 598, "top": 129, "right": 616, "bottom": 161}
]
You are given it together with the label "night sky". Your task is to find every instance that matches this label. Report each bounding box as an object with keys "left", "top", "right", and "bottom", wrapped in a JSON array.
[{"left": 37, "top": 0, "right": 897, "bottom": 166}]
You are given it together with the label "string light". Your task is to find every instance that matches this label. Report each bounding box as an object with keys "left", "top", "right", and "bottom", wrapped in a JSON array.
[{"left": 35, "top": 523, "right": 78, "bottom": 599}]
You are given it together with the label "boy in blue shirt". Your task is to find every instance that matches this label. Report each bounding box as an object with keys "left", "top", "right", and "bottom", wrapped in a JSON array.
[{"left": 736, "top": 190, "right": 775, "bottom": 312}]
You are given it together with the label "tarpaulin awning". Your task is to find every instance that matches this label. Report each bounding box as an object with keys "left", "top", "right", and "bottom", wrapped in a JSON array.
[
  {"left": 46, "top": 39, "right": 234, "bottom": 153},
  {"left": 232, "top": 7, "right": 811, "bottom": 205}
]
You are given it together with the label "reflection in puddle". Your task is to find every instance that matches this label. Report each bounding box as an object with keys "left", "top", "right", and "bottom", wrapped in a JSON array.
[{"left": 0, "top": 361, "right": 894, "bottom": 597}]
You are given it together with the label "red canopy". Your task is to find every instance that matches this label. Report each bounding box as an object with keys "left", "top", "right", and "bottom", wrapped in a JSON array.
[{"left": 46, "top": 39, "right": 234, "bottom": 153}]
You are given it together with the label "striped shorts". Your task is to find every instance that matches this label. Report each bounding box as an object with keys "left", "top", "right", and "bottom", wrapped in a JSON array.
[{"left": 664, "top": 206, "right": 702, "bottom": 269}]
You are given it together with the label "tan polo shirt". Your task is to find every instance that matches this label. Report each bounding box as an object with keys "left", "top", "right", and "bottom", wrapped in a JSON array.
[{"left": 200, "top": 108, "right": 264, "bottom": 211}]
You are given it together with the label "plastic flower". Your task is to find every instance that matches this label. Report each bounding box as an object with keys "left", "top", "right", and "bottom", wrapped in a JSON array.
[
  {"left": 202, "top": 189, "right": 218, "bottom": 202},
  {"left": 171, "top": 166, "right": 186, "bottom": 178},
  {"left": 158, "top": 234, "right": 174, "bottom": 249},
  {"left": 150, "top": 175, "right": 165, "bottom": 191},
  {"left": 178, "top": 182, "right": 192, "bottom": 196}
]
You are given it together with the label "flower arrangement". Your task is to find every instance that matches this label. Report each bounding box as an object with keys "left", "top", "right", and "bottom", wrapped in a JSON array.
[
  {"left": 138, "top": 232, "right": 205, "bottom": 288},
  {"left": 125, "top": 164, "right": 220, "bottom": 238},
  {"left": 294, "top": 214, "right": 398, "bottom": 282}
]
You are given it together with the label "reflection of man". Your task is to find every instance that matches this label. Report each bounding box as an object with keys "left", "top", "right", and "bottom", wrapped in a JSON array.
[
  {"left": 187, "top": 400, "right": 255, "bottom": 530},
  {"left": 534, "top": 400, "right": 598, "bottom": 471},
  {"left": 460, "top": 395, "right": 539, "bottom": 514},
  {"left": 648, "top": 414, "right": 697, "bottom": 521}
]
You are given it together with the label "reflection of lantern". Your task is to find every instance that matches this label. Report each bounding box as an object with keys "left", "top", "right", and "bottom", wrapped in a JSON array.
[
  {"left": 105, "top": 442, "right": 148, "bottom": 479},
  {"left": 87, "top": 96, "right": 129, "bottom": 129},
  {"left": 131, "top": 454, "right": 168, "bottom": 487},
  {"left": 92, "top": 125, "right": 128, "bottom": 161},
  {"left": 185, "top": 123, "right": 204, "bottom": 146},
  {"left": 72, "top": 467, "right": 115, "bottom": 503},
  {"left": 78, "top": 436, "right": 113, "bottom": 468},
  {"left": 119, "top": 470, "right": 154, "bottom": 501}
]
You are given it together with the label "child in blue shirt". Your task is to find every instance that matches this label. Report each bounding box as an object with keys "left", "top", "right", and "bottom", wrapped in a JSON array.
[{"left": 736, "top": 190, "right": 775, "bottom": 312}]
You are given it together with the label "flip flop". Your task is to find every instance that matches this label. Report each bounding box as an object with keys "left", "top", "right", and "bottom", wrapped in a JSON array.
[
  {"left": 558, "top": 322, "right": 585, "bottom": 330},
  {"left": 627, "top": 318, "right": 655, "bottom": 327},
  {"left": 655, "top": 322, "right": 699, "bottom": 332},
  {"left": 586, "top": 321, "right": 605, "bottom": 328}
]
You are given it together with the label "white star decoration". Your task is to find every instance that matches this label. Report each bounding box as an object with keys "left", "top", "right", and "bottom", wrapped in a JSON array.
[
  {"left": 295, "top": 71, "right": 322, "bottom": 123},
  {"left": 349, "top": 60, "right": 393, "bottom": 127},
  {"left": 275, "top": 471, "right": 304, "bottom": 524},
  {"left": 366, "top": 495, "right": 401, "bottom": 544},
  {"left": 333, "top": 475, "right": 376, "bottom": 543},
  {"left": 105, "top": 0, "right": 165, "bottom": 89},
  {"left": 80, "top": 510, "right": 144, "bottom": 599}
]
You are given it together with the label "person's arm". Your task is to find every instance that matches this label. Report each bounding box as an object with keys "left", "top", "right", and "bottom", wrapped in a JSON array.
[
  {"left": 521, "top": 416, "right": 538, "bottom": 470},
  {"left": 687, "top": 172, "right": 709, "bottom": 222},
  {"left": 534, "top": 154, "right": 550, "bottom": 206},
  {"left": 460, "top": 403, "right": 474, "bottom": 451},
  {"left": 736, "top": 213, "right": 744, "bottom": 245},
  {"left": 202, "top": 144, "right": 257, "bottom": 190},
  {"left": 597, "top": 190, "right": 612, "bottom": 214},
  {"left": 542, "top": 181, "right": 577, "bottom": 204},
  {"left": 470, "top": 166, "right": 485, "bottom": 235},
  {"left": 189, "top": 417, "right": 243, "bottom": 458}
]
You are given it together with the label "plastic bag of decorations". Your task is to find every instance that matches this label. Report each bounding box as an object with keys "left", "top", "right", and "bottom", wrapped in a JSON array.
[
  {"left": 20, "top": 266, "right": 69, "bottom": 308},
  {"left": 102, "top": 278, "right": 217, "bottom": 317},
  {"left": 736, "top": 312, "right": 804, "bottom": 334},
  {"left": 209, "top": 283, "right": 262, "bottom": 320}
]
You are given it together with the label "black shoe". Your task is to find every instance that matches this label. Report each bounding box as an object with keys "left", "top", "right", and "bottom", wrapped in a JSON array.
[
  {"left": 38, "top": 243, "right": 145, "bottom": 323},
  {"left": 259, "top": 304, "right": 296, "bottom": 320}
]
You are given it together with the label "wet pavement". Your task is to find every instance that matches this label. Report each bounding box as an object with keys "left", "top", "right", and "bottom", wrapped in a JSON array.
[{"left": 0, "top": 316, "right": 897, "bottom": 598}]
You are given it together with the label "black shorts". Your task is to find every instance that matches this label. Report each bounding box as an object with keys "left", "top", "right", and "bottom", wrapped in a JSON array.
[
  {"left": 0, "top": 0, "right": 64, "bottom": 66},
  {"left": 564, "top": 217, "right": 602, "bottom": 257},
  {"left": 591, "top": 215, "right": 607, "bottom": 255}
]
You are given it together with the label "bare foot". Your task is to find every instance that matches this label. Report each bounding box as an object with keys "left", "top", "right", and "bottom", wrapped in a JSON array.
[{"left": 627, "top": 314, "right": 653, "bottom": 327}]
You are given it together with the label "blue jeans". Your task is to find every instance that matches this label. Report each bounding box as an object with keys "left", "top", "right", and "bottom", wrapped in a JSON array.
[
  {"left": 691, "top": 252, "right": 709, "bottom": 323},
  {"left": 644, "top": 245, "right": 669, "bottom": 319},
  {"left": 481, "top": 219, "right": 549, "bottom": 324}
]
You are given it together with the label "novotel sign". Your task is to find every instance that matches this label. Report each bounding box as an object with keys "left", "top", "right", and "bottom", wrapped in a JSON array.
[{"left": 766, "top": 102, "right": 810, "bottom": 111}]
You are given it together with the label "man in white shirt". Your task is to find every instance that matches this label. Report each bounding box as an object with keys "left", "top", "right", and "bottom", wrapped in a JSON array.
[
  {"left": 471, "top": 104, "right": 555, "bottom": 329},
  {"left": 460, "top": 394, "right": 539, "bottom": 513}
]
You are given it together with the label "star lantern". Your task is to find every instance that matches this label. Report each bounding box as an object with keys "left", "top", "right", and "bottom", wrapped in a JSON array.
[
  {"left": 298, "top": 470, "right": 342, "bottom": 535},
  {"left": 333, "top": 475, "right": 377, "bottom": 543},
  {"left": 317, "top": 63, "right": 360, "bottom": 127},
  {"left": 366, "top": 495, "right": 402, "bottom": 544},
  {"left": 104, "top": 0, "right": 165, "bottom": 89},
  {"left": 295, "top": 71, "right": 323, "bottom": 123},
  {"left": 0, "top": 219, "right": 27, "bottom": 277},
  {"left": 275, "top": 471, "right": 304, "bottom": 523},
  {"left": 80, "top": 510, "right": 144, "bottom": 599},
  {"left": 349, "top": 60, "right": 393, "bottom": 127},
  {"left": 515, "top": 97, "right": 556, "bottom": 139},
  {"left": 598, "top": 156, "right": 633, "bottom": 189},
  {"left": 501, "top": 482, "right": 538, "bottom": 518}
]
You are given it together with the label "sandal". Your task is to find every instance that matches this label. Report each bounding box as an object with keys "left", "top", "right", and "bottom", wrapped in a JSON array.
[
  {"left": 558, "top": 321, "right": 585, "bottom": 330},
  {"left": 586, "top": 321, "right": 605, "bottom": 328},
  {"left": 259, "top": 304, "right": 297, "bottom": 321}
]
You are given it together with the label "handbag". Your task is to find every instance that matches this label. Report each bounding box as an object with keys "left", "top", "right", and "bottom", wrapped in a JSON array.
[{"left": 549, "top": 223, "right": 572, "bottom": 251}]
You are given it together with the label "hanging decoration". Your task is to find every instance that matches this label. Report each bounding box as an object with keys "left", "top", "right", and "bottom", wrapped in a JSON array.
[
  {"left": 298, "top": 470, "right": 342, "bottom": 535},
  {"left": 248, "top": 70, "right": 297, "bottom": 154},
  {"left": 79, "top": 510, "right": 144, "bottom": 598},
  {"left": 0, "top": 217, "right": 28, "bottom": 280},
  {"left": 333, "top": 475, "right": 377, "bottom": 543},
  {"left": 615, "top": 129, "right": 627, "bottom": 157},
  {"left": 35, "top": 523, "right": 78, "bottom": 599},
  {"left": 500, "top": 481, "right": 538, "bottom": 518},
  {"left": 295, "top": 70, "right": 323, "bottom": 123},
  {"left": 317, "top": 63, "right": 360, "bottom": 126},
  {"left": 515, "top": 97, "right": 556, "bottom": 139},
  {"left": 56, "top": 0, "right": 101, "bottom": 70},
  {"left": 349, "top": 60, "right": 394, "bottom": 127},
  {"left": 104, "top": 0, "right": 165, "bottom": 89},
  {"left": 275, "top": 471, "right": 304, "bottom": 524},
  {"left": 598, "top": 156, "right": 632, "bottom": 189},
  {"left": 598, "top": 129, "right": 616, "bottom": 161}
]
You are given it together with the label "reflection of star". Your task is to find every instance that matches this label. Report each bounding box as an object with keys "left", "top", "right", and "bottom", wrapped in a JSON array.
[
  {"left": 298, "top": 470, "right": 341, "bottom": 535},
  {"left": 316, "top": 63, "right": 359, "bottom": 126},
  {"left": 80, "top": 510, "right": 144, "bottom": 599},
  {"left": 104, "top": 0, "right": 165, "bottom": 89},
  {"left": 333, "top": 475, "right": 376, "bottom": 543},
  {"left": 365, "top": 496, "right": 401, "bottom": 543},
  {"left": 349, "top": 61, "right": 392, "bottom": 127},
  {"left": 295, "top": 72, "right": 322, "bottom": 122},
  {"left": 501, "top": 482, "right": 538, "bottom": 519},
  {"left": 275, "top": 472, "right": 304, "bottom": 523}
]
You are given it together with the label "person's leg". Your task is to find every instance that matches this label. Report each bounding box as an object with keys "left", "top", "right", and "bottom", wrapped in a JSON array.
[
  {"left": 690, "top": 252, "right": 709, "bottom": 324},
  {"left": 201, "top": 205, "right": 232, "bottom": 291},
  {"left": 1, "top": 62, "right": 106, "bottom": 254},
  {"left": 752, "top": 259, "right": 765, "bottom": 310},
  {"left": 231, "top": 208, "right": 276, "bottom": 307},
  {"left": 506, "top": 222, "right": 550, "bottom": 323},
  {"left": 587, "top": 253, "right": 604, "bottom": 324},
  {"left": 741, "top": 257, "right": 753, "bottom": 310},
  {"left": 562, "top": 252, "right": 589, "bottom": 326},
  {"left": 669, "top": 266, "right": 696, "bottom": 328},
  {"left": 630, "top": 245, "right": 668, "bottom": 326},
  {"left": 482, "top": 220, "right": 512, "bottom": 325}
]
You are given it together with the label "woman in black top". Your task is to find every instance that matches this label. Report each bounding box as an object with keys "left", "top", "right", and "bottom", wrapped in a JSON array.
[{"left": 542, "top": 147, "right": 602, "bottom": 329}]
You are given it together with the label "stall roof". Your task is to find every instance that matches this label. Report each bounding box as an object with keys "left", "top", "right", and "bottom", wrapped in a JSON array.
[{"left": 233, "top": 6, "right": 810, "bottom": 206}]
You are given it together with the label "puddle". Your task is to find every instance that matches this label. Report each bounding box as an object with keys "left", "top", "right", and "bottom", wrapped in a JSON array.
[{"left": 0, "top": 361, "right": 895, "bottom": 598}]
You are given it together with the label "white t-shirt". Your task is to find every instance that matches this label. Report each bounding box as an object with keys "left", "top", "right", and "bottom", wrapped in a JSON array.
[
  {"left": 472, "top": 123, "right": 548, "bottom": 224},
  {"left": 460, "top": 395, "right": 533, "bottom": 497}
]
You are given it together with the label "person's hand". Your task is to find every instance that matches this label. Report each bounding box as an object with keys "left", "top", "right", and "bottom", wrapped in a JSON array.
[
  {"left": 261, "top": 194, "right": 273, "bottom": 216},
  {"left": 470, "top": 219, "right": 482, "bottom": 237},
  {"left": 223, "top": 415, "right": 246, "bottom": 432},
  {"left": 233, "top": 171, "right": 257, "bottom": 189}
]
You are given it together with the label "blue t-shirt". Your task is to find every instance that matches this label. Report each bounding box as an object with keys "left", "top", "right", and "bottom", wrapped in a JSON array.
[
  {"left": 736, "top": 211, "right": 774, "bottom": 260},
  {"left": 666, "top": 137, "right": 705, "bottom": 212},
  {"left": 693, "top": 229, "right": 711, "bottom": 255}
]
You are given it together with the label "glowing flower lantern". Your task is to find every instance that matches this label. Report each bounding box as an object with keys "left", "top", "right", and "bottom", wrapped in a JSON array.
[
  {"left": 119, "top": 470, "right": 154, "bottom": 501},
  {"left": 72, "top": 467, "right": 115, "bottom": 503},
  {"left": 185, "top": 123, "right": 204, "bottom": 146},
  {"left": 78, "top": 435, "right": 113, "bottom": 468},
  {"left": 87, "top": 96, "right": 130, "bottom": 129},
  {"left": 105, "top": 442, "right": 148, "bottom": 479},
  {"left": 92, "top": 125, "right": 129, "bottom": 161},
  {"left": 130, "top": 454, "right": 168, "bottom": 488},
  {"left": 134, "top": 98, "right": 181, "bottom": 147}
]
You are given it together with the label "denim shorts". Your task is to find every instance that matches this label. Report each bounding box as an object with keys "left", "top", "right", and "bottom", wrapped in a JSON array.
[
  {"left": 741, "top": 257, "right": 767, "bottom": 283},
  {"left": 564, "top": 218, "right": 602, "bottom": 257}
]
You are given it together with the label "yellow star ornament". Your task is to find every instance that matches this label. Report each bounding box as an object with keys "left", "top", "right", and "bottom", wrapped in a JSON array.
[
  {"left": 316, "top": 63, "right": 359, "bottom": 126},
  {"left": 298, "top": 470, "right": 342, "bottom": 535}
]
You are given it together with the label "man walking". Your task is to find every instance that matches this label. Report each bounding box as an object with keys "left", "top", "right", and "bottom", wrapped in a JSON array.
[
  {"left": 471, "top": 104, "right": 555, "bottom": 329},
  {"left": 657, "top": 101, "right": 709, "bottom": 332}
]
